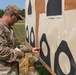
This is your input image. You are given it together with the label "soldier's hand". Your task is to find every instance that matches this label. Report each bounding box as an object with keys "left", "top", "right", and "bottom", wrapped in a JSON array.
[
  {"left": 32, "top": 47, "right": 40, "bottom": 58},
  {"left": 14, "top": 47, "right": 25, "bottom": 58}
]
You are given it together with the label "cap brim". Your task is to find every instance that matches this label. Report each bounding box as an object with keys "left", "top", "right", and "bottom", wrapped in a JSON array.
[{"left": 18, "top": 14, "right": 24, "bottom": 20}]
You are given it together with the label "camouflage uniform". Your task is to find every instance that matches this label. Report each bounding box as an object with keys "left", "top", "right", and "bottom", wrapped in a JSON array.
[{"left": 0, "top": 5, "right": 24, "bottom": 75}]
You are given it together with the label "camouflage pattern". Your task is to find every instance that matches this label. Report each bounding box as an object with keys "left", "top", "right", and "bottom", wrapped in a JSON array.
[
  {"left": 5, "top": 4, "right": 24, "bottom": 20},
  {"left": 0, "top": 19, "right": 22, "bottom": 75}
]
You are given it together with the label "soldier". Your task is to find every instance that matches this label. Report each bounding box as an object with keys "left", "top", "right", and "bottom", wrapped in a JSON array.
[{"left": 0, "top": 4, "right": 40, "bottom": 75}]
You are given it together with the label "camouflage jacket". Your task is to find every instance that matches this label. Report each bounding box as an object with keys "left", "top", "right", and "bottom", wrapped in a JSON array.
[{"left": 0, "top": 19, "right": 21, "bottom": 75}]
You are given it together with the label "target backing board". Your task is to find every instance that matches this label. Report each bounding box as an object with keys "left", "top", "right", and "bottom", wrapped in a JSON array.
[{"left": 25, "top": 0, "right": 76, "bottom": 75}]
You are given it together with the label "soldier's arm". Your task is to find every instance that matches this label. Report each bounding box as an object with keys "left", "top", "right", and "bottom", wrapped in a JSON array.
[{"left": 0, "top": 28, "right": 24, "bottom": 62}]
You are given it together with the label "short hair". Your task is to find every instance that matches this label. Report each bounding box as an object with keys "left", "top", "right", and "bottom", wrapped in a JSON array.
[{"left": 4, "top": 10, "right": 12, "bottom": 16}]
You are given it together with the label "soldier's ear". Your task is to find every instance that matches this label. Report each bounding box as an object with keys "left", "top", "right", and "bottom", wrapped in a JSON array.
[{"left": 9, "top": 12, "right": 14, "bottom": 18}]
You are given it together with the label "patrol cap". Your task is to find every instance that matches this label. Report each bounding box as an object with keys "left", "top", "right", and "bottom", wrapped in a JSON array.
[{"left": 5, "top": 4, "right": 24, "bottom": 20}]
